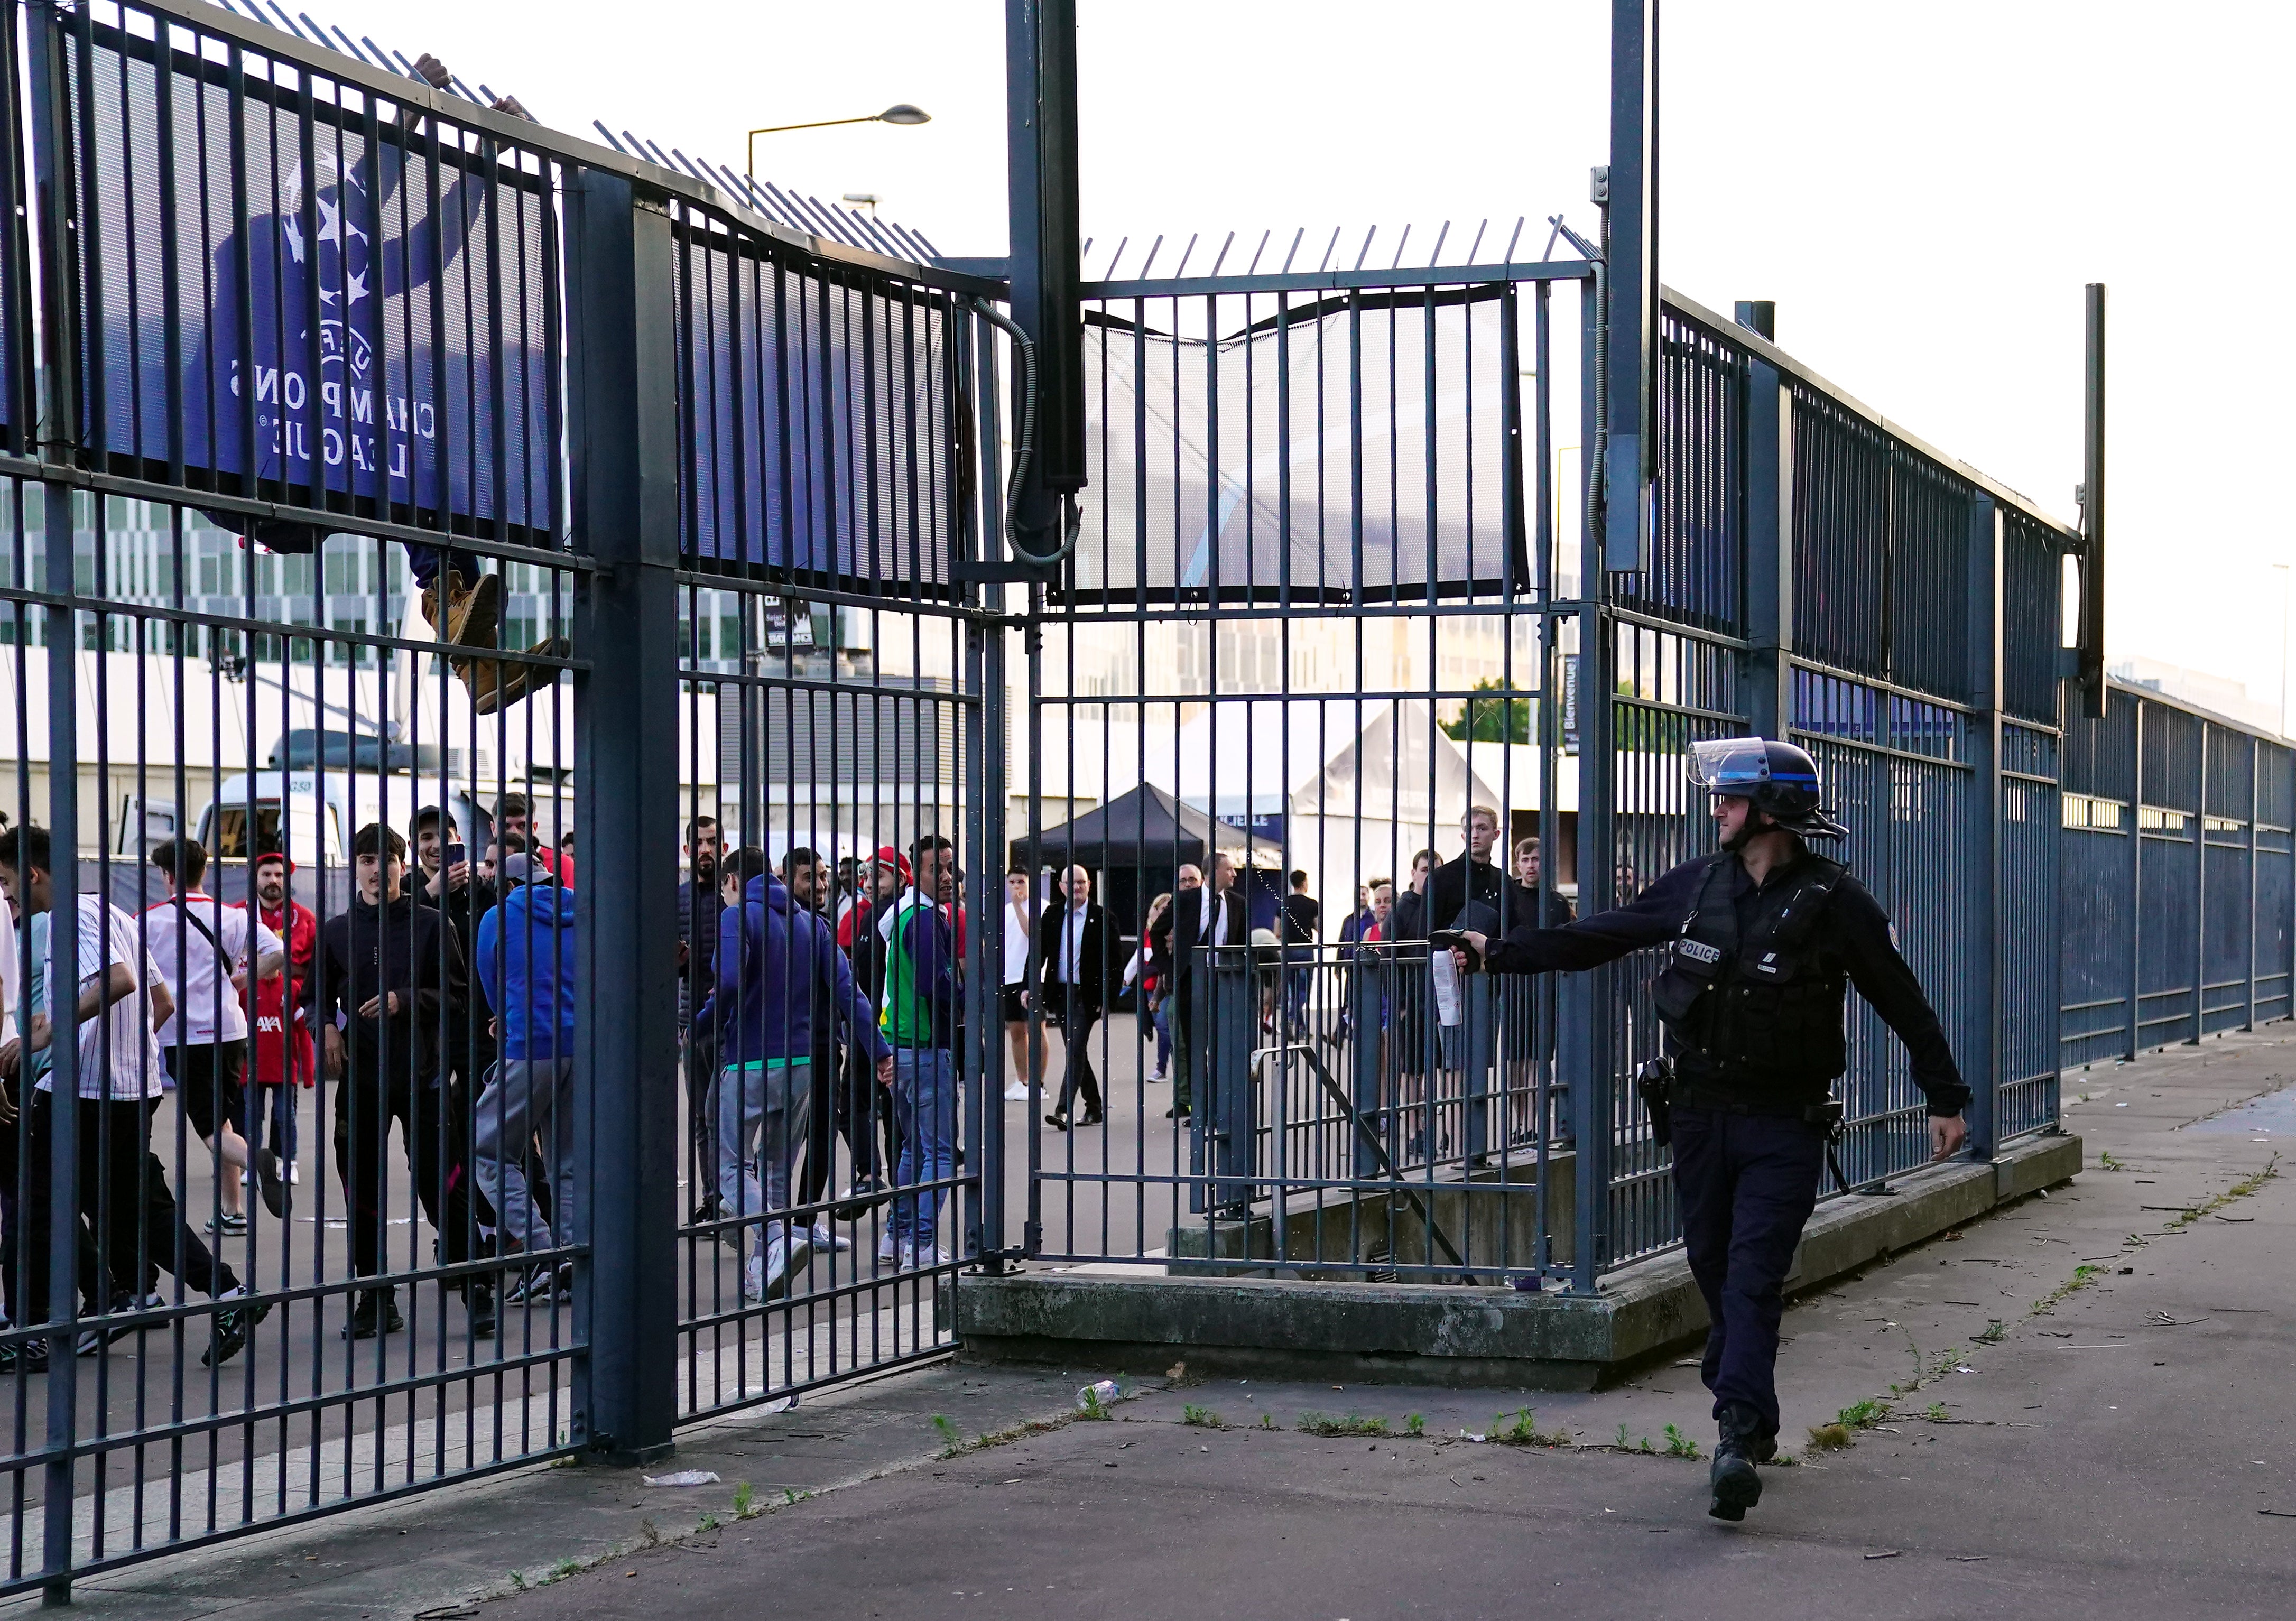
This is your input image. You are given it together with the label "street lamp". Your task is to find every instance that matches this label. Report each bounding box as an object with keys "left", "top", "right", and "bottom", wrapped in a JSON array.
[{"left": 746, "top": 104, "right": 930, "bottom": 179}]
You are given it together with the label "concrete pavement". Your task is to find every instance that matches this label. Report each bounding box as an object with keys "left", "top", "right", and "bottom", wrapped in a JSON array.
[{"left": 18, "top": 1025, "right": 2295, "bottom": 1618}]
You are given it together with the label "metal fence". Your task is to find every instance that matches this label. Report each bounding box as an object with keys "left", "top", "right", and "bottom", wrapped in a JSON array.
[
  {"left": 0, "top": 0, "right": 998, "bottom": 1598},
  {"left": 1010, "top": 252, "right": 2107, "bottom": 1292},
  {"left": 0, "top": 0, "right": 2286, "bottom": 1603},
  {"left": 2059, "top": 682, "right": 2295, "bottom": 1069}
]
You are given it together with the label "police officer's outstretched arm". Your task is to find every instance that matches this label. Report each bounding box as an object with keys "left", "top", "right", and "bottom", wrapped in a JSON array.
[
  {"left": 1833, "top": 878, "right": 1971, "bottom": 1161},
  {"left": 1465, "top": 857, "right": 1706, "bottom": 975}
]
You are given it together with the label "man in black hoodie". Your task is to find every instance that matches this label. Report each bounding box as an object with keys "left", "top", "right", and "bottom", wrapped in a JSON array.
[{"left": 317, "top": 823, "right": 494, "bottom": 1341}]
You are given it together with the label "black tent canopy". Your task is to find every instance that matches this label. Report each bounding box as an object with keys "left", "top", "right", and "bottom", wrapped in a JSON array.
[
  {"left": 1008, "top": 782, "right": 1247, "bottom": 873},
  {"left": 1010, "top": 784, "right": 1254, "bottom": 937}
]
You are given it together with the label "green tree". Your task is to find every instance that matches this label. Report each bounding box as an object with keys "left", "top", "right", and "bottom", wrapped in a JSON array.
[{"left": 1440, "top": 678, "right": 1534, "bottom": 745}]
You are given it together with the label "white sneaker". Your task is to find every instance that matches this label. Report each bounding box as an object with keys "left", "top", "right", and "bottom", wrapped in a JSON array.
[
  {"left": 744, "top": 1249, "right": 767, "bottom": 1304},
  {"left": 287, "top": 1163, "right": 301, "bottom": 1185},
  {"left": 875, "top": 1231, "right": 899, "bottom": 1265},
  {"left": 809, "top": 1221, "right": 851, "bottom": 1254},
  {"left": 1003, "top": 1080, "right": 1029, "bottom": 1101},
  {"left": 899, "top": 1241, "right": 949, "bottom": 1270},
  {"left": 769, "top": 1234, "right": 811, "bottom": 1301}
]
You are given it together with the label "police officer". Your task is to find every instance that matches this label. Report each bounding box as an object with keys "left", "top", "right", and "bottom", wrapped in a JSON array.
[{"left": 1451, "top": 738, "right": 1968, "bottom": 1522}]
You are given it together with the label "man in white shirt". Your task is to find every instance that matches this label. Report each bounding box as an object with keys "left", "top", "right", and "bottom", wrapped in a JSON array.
[
  {"left": 0, "top": 825, "right": 265, "bottom": 1370},
  {"left": 147, "top": 839, "right": 288, "bottom": 1230},
  {"left": 1000, "top": 868, "right": 1043, "bottom": 1104}
]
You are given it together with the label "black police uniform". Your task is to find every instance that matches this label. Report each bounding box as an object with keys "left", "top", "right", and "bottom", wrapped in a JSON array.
[{"left": 1483, "top": 847, "right": 1967, "bottom": 1448}]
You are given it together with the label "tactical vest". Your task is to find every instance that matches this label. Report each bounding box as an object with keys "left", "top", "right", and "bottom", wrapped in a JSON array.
[{"left": 1650, "top": 853, "right": 1851, "bottom": 1087}]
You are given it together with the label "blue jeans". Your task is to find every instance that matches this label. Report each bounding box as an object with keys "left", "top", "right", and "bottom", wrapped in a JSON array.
[
  {"left": 889, "top": 1048, "right": 956, "bottom": 1255},
  {"left": 716, "top": 1060, "right": 812, "bottom": 1259},
  {"left": 1152, "top": 994, "right": 1172, "bottom": 1076},
  {"left": 243, "top": 1081, "right": 298, "bottom": 1162},
  {"left": 1670, "top": 1106, "right": 1826, "bottom": 1438}
]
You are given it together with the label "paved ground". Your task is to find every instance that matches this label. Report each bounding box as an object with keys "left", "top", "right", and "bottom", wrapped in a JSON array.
[{"left": 16, "top": 1025, "right": 2296, "bottom": 1618}]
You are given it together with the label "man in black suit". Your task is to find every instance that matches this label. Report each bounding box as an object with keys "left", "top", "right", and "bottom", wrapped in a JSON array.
[
  {"left": 1033, "top": 865, "right": 1114, "bottom": 1129},
  {"left": 1153, "top": 853, "right": 1243, "bottom": 1122}
]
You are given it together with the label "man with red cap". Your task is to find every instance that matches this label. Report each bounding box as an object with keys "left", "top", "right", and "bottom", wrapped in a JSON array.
[
  {"left": 837, "top": 846, "right": 911, "bottom": 1208},
  {"left": 235, "top": 849, "right": 317, "bottom": 1184}
]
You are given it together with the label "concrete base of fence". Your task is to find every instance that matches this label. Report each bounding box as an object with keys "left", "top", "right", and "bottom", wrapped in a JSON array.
[
  {"left": 1165, "top": 1151, "right": 1576, "bottom": 1282},
  {"left": 956, "top": 1131, "right": 2082, "bottom": 1389}
]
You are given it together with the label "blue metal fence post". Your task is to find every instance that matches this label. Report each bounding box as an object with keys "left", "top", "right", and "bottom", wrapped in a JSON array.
[
  {"left": 2248, "top": 735, "right": 2260, "bottom": 1030},
  {"left": 567, "top": 166, "right": 680, "bottom": 1467},
  {"left": 1965, "top": 498, "right": 2002, "bottom": 1158},
  {"left": 26, "top": 0, "right": 82, "bottom": 1596},
  {"left": 1603, "top": 0, "right": 1658, "bottom": 575},
  {"left": 1738, "top": 310, "right": 1791, "bottom": 740},
  {"left": 2192, "top": 720, "right": 2207, "bottom": 1044},
  {"left": 1567, "top": 281, "right": 1615, "bottom": 1294},
  {"left": 2128, "top": 701, "right": 2143, "bottom": 1059}
]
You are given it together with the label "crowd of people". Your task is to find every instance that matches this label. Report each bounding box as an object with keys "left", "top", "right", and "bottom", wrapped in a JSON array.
[
  {"left": 0, "top": 795, "right": 1580, "bottom": 1372},
  {"left": 0, "top": 790, "right": 1005, "bottom": 1377}
]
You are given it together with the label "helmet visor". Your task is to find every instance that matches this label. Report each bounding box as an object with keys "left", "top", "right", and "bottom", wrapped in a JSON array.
[{"left": 1687, "top": 738, "right": 1773, "bottom": 793}]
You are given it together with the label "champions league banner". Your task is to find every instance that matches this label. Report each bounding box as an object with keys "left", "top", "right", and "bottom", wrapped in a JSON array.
[
  {"left": 72, "top": 19, "right": 553, "bottom": 538},
  {"left": 61, "top": 12, "right": 957, "bottom": 587}
]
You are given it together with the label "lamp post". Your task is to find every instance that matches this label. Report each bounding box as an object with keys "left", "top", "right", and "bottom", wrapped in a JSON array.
[{"left": 746, "top": 104, "right": 930, "bottom": 179}]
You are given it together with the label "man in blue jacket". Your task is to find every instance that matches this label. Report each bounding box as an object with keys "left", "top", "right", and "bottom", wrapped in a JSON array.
[
  {"left": 697, "top": 849, "right": 892, "bottom": 1303},
  {"left": 473, "top": 853, "right": 579, "bottom": 1306}
]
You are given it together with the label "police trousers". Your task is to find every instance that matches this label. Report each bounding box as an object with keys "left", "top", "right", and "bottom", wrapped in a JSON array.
[{"left": 1669, "top": 1105, "right": 1825, "bottom": 1438}]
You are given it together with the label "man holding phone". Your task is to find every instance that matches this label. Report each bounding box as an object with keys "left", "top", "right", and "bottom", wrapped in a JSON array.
[{"left": 413, "top": 807, "right": 500, "bottom": 1172}]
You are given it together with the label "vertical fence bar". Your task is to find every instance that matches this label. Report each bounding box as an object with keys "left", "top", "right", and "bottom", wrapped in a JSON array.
[
  {"left": 1964, "top": 498, "right": 2001, "bottom": 1159},
  {"left": 2192, "top": 720, "right": 2206, "bottom": 1043},
  {"left": 2128, "top": 700, "right": 2143, "bottom": 1059},
  {"left": 1568, "top": 279, "right": 1613, "bottom": 1292},
  {"left": 1742, "top": 347, "right": 1790, "bottom": 738},
  {"left": 568, "top": 167, "right": 680, "bottom": 1467}
]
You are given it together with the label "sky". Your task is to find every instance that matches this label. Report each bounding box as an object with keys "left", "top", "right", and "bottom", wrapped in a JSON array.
[{"left": 311, "top": 0, "right": 2294, "bottom": 719}]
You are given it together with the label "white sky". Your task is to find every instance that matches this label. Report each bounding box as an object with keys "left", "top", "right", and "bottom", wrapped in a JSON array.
[{"left": 342, "top": 0, "right": 2295, "bottom": 716}]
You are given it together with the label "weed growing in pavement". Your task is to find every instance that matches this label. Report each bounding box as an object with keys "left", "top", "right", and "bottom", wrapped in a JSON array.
[
  {"left": 1837, "top": 1398, "right": 1889, "bottom": 1430},
  {"left": 1406, "top": 1413, "right": 1426, "bottom": 1436},
  {"left": 1259, "top": 1412, "right": 1276, "bottom": 1430},
  {"left": 2098, "top": 1150, "right": 2123, "bottom": 1171},
  {"left": 2167, "top": 1154, "right": 2280, "bottom": 1229},
  {"left": 1925, "top": 1402, "right": 1947, "bottom": 1422},
  {"left": 1663, "top": 1424, "right": 1700, "bottom": 1460},
  {"left": 1637, "top": 1434, "right": 1655, "bottom": 1453},
  {"left": 1181, "top": 1404, "right": 1224, "bottom": 1429},
  {"left": 932, "top": 1414, "right": 964, "bottom": 1454},
  {"left": 1484, "top": 1409, "right": 1568, "bottom": 1448},
  {"left": 1077, "top": 1387, "right": 1112, "bottom": 1422},
  {"left": 1297, "top": 1412, "right": 1388, "bottom": 1437},
  {"left": 733, "top": 1482, "right": 756, "bottom": 1518},
  {"left": 2032, "top": 1264, "right": 2105, "bottom": 1316},
  {"left": 1975, "top": 1319, "right": 2006, "bottom": 1344},
  {"left": 696, "top": 1512, "right": 719, "bottom": 1534},
  {"left": 552, "top": 1558, "right": 582, "bottom": 1580},
  {"left": 1807, "top": 1422, "right": 1852, "bottom": 1450}
]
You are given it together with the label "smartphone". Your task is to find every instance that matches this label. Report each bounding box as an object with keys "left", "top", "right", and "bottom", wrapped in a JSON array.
[{"left": 446, "top": 842, "right": 466, "bottom": 867}]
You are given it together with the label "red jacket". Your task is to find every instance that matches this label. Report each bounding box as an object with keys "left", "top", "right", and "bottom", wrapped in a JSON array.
[{"left": 237, "top": 899, "right": 318, "bottom": 1087}]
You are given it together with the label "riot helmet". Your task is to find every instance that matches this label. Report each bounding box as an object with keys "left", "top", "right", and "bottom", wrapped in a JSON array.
[{"left": 1686, "top": 737, "right": 1848, "bottom": 843}]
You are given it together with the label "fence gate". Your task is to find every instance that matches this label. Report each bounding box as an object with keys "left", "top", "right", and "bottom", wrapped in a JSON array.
[
  {"left": 1010, "top": 249, "right": 2085, "bottom": 1293},
  {"left": 0, "top": 0, "right": 1001, "bottom": 1598}
]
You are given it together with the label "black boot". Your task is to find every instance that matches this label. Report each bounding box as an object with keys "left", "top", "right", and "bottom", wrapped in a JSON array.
[
  {"left": 1708, "top": 1401, "right": 1767, "bottom": 1522},
  {"left": 465, "top": 1279, "right": 497, "bottom": 1340}
]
